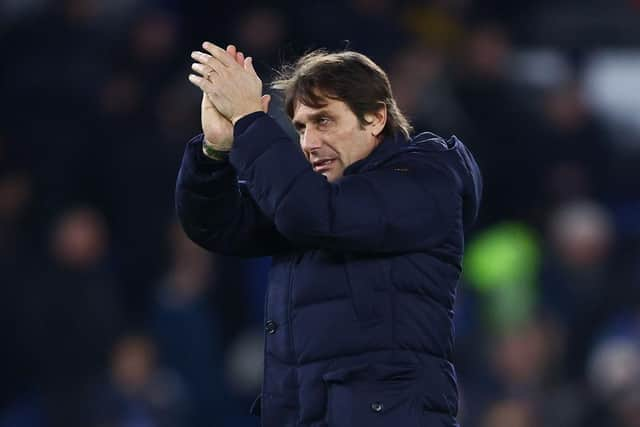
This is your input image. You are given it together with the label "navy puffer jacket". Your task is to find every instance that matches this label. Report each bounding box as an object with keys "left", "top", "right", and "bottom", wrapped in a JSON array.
[{"left": 176, "top": 111, "right": 482, "bottom": 427}]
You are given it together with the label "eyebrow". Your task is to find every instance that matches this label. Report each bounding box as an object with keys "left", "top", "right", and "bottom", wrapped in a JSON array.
[{"left": 292, "top": 110, "right": 333, "bottom": 130}]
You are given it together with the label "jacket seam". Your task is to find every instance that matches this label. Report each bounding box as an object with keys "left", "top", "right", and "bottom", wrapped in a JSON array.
[
  {"left": 296, "top": 347, "right": 448, "bottom": 366},
  {"left": 402, "top": 257, "right": 449, "bottom": 306},
  {"left": 291, "top": 294, "right": 352, "bottom": 311}
]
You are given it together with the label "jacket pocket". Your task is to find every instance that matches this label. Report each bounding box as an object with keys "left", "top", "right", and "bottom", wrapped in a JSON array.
[{"left": 322, "top": 364, "right": 422, "bottom": 427}]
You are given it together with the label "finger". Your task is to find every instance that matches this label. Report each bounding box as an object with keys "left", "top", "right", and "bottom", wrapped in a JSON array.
[
  {"left": 192, "top": 51, "right": 228, "bottom": 76},
  {"left": 188, "top": 74, "right": 217, "bottom": 95},
  {"left": 191, "top": 62, "right": 215, "bottom": 78},
  {"left": 261, "top": 94, "right": 271, "bottom": 113},
  {"left": 202, "top": 41, "right": 235, "bottom": 67},
  {"left": 244, "top": 56, "right": 257, "bottom": 75},
  {"left": 236, "top": 51, "right": 245, "bottom": 66},
  {"left": 226, "top": 44, "right": 237, "bottom": 58},
  {"left": 188, "top": 73, "right": 206, "bottom": 90}
]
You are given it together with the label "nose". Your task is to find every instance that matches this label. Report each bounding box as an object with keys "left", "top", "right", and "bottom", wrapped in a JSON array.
[{"left": 300, "top": 128, "right": 322, "bottom": 154}]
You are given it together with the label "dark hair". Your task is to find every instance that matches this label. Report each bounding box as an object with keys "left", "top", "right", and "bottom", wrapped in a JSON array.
[{"left": 271, "top": 50, "right": 413, "bottom": 140}]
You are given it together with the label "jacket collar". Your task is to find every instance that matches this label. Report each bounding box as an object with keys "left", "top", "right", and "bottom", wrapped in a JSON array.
[{"left": 343, "top": 133, "right": 408, "bottom": 176}]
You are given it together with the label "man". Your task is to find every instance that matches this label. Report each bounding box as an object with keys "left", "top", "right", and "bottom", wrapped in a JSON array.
[{"left": 177, "top": 42, "right": 482, "bottom": 427}]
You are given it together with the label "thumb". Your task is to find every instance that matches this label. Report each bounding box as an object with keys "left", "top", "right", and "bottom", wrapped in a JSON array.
[
  {"left": 261, "top": 94, "right": 271, "bottom": 113},
  {"left": 201, "top": 92, "right": 214, "bottom": 109}
]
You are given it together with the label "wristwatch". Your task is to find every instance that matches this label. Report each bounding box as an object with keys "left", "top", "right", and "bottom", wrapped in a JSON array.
[{"left": 202, "top": 138, "right": 230, "bottom": 162}]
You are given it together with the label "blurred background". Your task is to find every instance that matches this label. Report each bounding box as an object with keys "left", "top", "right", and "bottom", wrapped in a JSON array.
[{"left": 1, "top": 0, "right": 640, "bottom": 426}]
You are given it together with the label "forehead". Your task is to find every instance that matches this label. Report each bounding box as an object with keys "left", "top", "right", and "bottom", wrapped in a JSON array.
[{"left": 292, "top": 98, "right": 352, "bottom": 123}]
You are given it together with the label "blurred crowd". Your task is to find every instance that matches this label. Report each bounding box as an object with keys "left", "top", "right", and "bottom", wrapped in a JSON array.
[{"left": 1, "top": 0, "right": 640, "bottom": 426}]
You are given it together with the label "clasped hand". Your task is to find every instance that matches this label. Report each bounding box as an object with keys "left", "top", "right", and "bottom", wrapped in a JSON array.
[
  {"left": 188, "top": 43, "right": 270, "bottom": 151},
  {"left": 189, "top": 42, "right": 267, "bottom": 125}
]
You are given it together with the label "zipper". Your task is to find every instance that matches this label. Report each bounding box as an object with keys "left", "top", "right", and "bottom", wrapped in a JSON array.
[
  {"left": 287, "top": 254, "right": 301, "bottom": 359},
  {"left": 288, "top": 253, "right": 302, "bottom": 422},
  {"left": 260, "top": 260, "right": 272, "bottom": 419}
]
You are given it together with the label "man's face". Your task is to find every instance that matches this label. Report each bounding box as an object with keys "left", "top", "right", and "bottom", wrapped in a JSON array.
[{"left": 292, "top": 98, "right": 384, "bottom": 182}]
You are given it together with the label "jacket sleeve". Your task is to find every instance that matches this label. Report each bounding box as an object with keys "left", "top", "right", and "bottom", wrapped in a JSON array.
[
  {"left": 175, "top": 133, "right": 291, "bottom": 257},
  {"left": 229, "top": 112, "right": 462, "bottom": 254}
]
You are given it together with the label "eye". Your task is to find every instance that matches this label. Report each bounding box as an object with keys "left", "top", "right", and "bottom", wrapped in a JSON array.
[{"left": 317, "top": 117, "right": 331, "bottom": 127}]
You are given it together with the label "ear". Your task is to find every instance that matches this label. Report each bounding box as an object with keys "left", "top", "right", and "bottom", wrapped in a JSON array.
[{"left": 364, "top": 103, "right": 387, "bottom": 137}]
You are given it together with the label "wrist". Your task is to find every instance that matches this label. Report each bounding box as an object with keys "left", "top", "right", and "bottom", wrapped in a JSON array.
[
  {"left": 231, "top": 106, "right": 263, "bottom": 126},
  {"left": 202, "top": 137, "right": 230, "bottom": 161}
]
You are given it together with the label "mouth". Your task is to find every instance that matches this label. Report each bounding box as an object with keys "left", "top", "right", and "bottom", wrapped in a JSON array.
[{"left": 312, "top": 158, "right": 336, "bottom": 173}]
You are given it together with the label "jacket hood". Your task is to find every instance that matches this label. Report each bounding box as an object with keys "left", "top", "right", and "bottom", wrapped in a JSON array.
[
  {"left": 343, "top": 131, "right": 482, "bottom": 230},
  {"left": 411, "top": 132, "right": 483, "bottom": 230}
]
